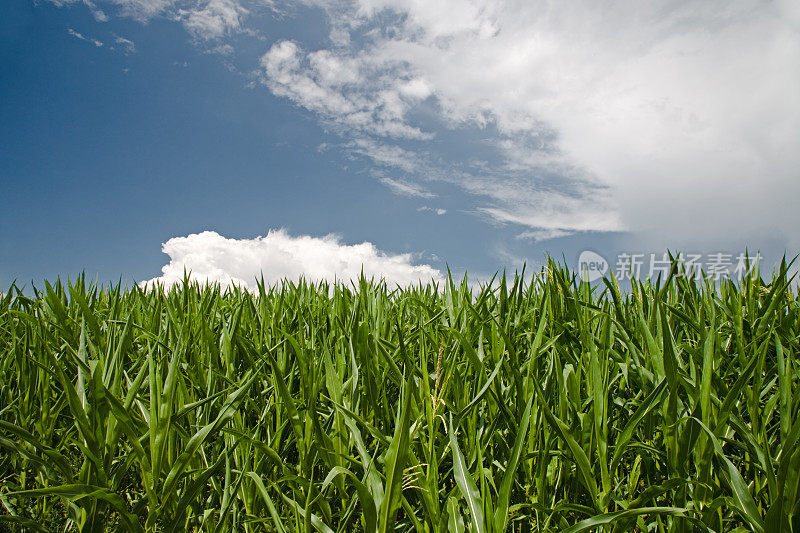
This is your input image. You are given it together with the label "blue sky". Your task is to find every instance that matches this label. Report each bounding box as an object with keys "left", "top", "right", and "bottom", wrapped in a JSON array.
[{"left": 2, "top": 0, "right": 799, "bottom": 288}]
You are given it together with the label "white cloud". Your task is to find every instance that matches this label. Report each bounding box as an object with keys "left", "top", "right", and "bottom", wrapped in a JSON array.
[
  {"left": 54, "top": 0, "right": 160, "bottom": 28},
  {"left": 259, "top": 40, "right": 433, "bottom": 139},
  {"left": 347, "top": 138, "right": 421, "bottom": 172},
  {"left": 417, "top": 206, "right": 446, "bottom": 215},
  {"left": 108, "top": 0, "right": 175, "bottom": 21},
  {"left": 264, "top": 0, "right": 800, "bottom": 247},
  {"left": 142, "top": 230, "right": 443, "bottom": 289},
  {"left": 181, "top": 0, "right": 248, "bottom": 40},
  {"left": 379, "top": 177, "right": 434, "bottom": 198},
  {"left": 474, "top": 186, "right": 622, "bottom": 234},
  {"left": 212, "top": 43, "right": 234, "bottom": 55},
  {"left": 114, "top": 35, "right": 136, "bottom": 53},
  {"left": 46, "top": 0, "right": 800, "bottom": 249},
  {"left": 516, "top": 228, "right": 574, "bottom": 242},
  {"left": 79, "top": 0, "right": 109, "bottom": 20},
  {"left": 67, "top": 28, "right": 103, "bottom": 47}
]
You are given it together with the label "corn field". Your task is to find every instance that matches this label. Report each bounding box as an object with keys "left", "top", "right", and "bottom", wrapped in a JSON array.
[{"left": 1, "top": 259, "right": 798, "bottom": 532}]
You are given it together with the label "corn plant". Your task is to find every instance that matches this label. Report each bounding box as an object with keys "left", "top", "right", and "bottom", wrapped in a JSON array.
[{"left": 0, "top": 258, "right": 798, "bottom": 532}]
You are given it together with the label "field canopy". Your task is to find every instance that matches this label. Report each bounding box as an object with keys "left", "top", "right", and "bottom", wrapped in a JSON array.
[{"left": 1, "top": 258, "right": 799, "bottom": 532}]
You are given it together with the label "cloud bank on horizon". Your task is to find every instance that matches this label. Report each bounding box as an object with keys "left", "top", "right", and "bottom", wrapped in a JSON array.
[
  {"left": 46, "top": 0, "right": 800, "bottom": 285},
  {"left": 142, "top": 230, "right": 444, "bottom": 289}
]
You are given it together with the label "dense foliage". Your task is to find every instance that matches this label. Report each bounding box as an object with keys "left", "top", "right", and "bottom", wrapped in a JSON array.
[{"left": 1, "top": 259, "right": 798, "bottom": 532}]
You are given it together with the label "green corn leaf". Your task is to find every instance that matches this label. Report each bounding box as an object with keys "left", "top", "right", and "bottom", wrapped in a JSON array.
[{"left": 448, "top": 415, "right": 485, "bottom": 533}]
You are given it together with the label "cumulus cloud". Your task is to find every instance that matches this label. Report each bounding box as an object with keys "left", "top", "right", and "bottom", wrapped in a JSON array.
[{"left": 142, "top": 230, "right": 443, "bottom": 289}]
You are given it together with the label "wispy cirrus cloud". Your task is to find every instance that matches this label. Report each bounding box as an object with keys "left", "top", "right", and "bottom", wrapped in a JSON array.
[
  {"left": 113, "top": 35, "right": 136, "bottom": 53},
  {"left": 346, "top": 138, "right": 421, "bottom": 173},
  {"left": 378, "top": 177, "right": 434, "bottom": 198},
  {"left": 67, "top": 27, "right": 103, "bottom": 46},
  {"left": 107, "top": 0, "right": 175, "bottom": 21},
  {"left": 516, "top": 228, "right": 574, "bottom": 243},
  {"left": 54, "top": 0, "right": 251, "bottom": 41},
  {"left": 180, "top": 0, "right": 247, "bottom": 41},
  {"left": 83, "top": 0, "right": 110, "bottom": 21}
]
